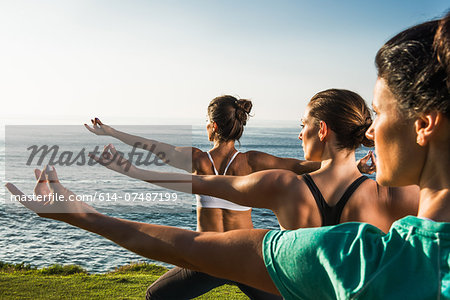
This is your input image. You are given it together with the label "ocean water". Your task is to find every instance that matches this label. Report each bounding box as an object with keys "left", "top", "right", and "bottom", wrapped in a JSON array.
[{"left": 0, "top": 125, "right": 373, "bottom": 273}]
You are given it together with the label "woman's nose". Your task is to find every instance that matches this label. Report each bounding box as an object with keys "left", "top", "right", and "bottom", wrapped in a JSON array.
[{"left": 365, "top": 123, "right": 374, "bottom": 141}]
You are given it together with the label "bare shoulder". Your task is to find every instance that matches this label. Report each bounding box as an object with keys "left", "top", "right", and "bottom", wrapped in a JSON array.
[
  {"left": 369, "top": 180, "right": 419, "bottom": 216},
  {"left": 255, "top": 170, "right": 305, "bottom": 204},
  {"left": 343, "top": 177, "right": 381, "bottom": 208},
  {"left": 244, "top": 150, "right": 275, "bottom": 160},
  {"left": 357, "top": 177, "right": 383, "bottom": 200},
  {"left": 244, "top": 151, "right": 280, "bottom": 171},
  {"left": 252, "top": 168, "right": 299, "bottom": 180},
  {"left": 191, "top": 148, "right": 209, "bottom": 174}
]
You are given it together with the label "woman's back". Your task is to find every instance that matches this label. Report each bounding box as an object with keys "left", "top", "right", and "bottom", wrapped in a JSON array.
[
  {"left": 193, "top": 147, "right": 318, "bottom": 231},
  {"left": 194, "top": 147, "right": 253, "bottom": 232},
  {"left": 277, "top": 174, "right": 418, "bottom": 232}
]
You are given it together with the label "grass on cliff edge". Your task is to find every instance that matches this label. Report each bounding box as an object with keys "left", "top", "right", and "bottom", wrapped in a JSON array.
[{"left": 0, "top": 262, "right": 247, "bottom": 299}]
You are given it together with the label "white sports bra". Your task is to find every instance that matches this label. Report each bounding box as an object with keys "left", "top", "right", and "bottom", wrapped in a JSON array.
[{"left": 196, "top": 151, "right": 251, "bottom": 211}]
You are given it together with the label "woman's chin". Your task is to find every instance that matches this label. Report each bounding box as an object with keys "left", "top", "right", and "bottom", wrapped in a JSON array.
[{"left": 375, "top": 170, "right": 393, "bottom": 186}]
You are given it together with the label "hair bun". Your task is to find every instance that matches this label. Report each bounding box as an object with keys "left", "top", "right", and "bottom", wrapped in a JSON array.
[
  {"left": 207, "top": 95, "right": 253, "bottom": 142},
  {"left": 356, "top": 119, "right": 374, "bottom": 148},
  {"left": 235, "top": 99, "right": 253, "bottom": 125},
  {"left": 236, "top": 99, "right": 253, "bottom": 114}
]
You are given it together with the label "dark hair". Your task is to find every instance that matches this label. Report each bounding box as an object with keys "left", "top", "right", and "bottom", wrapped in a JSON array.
[
  {"left": 375, "top": 13, "right": 450, "bottom": 118},
  {"left": 207, "top": 95, "right": 253, "bottom": 142},
  {"left": 308, "top": 89, "right": 374, "bottom": 150},
  {"left": 434, "top": 12, "right": 450, "bottom": 90}
]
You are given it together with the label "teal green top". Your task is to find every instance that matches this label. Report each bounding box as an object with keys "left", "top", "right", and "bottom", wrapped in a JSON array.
[{"left": 263, "top": 216, "right": 450, "bottom": 299}]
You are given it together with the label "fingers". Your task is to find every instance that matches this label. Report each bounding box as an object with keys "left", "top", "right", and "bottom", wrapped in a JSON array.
[
  {"left": 37, "top": 168, "right": 47, "bottom": 182},
  {"left": 95, "top": 117, "right": 103, "bottom": 125},
  {"left": 101, "top": 144, "right": 114, "bottom": 160},
  {"left": 34, "top": 169, "right": 41, "bottom": 180},
  {"left": 44, "top": 165, "right": 64, "bottom": 191},
  {"left": 84, "top": 124, "right": 95, "bottom": 133},
  {"left": 90, "top": 118, "right": 101, "bottom": 129},
  {"left": 88, "top": 145, "right": 113, "bottom": 165},
  {"left": 367, "top": 151, "right": 376, "bottom": 174},
  {"left": 34, "top": 167, "right": 50, "bottom": 196},
  {"left": 360, "top": 153, "right": 370, "bottom": 163},
  {"left": 371, "top": 151, "right": 377, "bottom": 164},
  {"left": 88, "top": 144, "right": 131, "bottom": 174},
  {"left": 92, "top": 117, "right": 103, "bottom": 127},
  {"left": 85, "top": 118, "right": 105, "bottom": 134},
  {"left": 5, "top": 183, "right": 27, "bottom": 200},
  {"left": 357, "top": 150, "right": 378, "bottom": 175},
  {"left": 102, "top": 144, "right": 118, "bottom": 159},
  {"left": 88, "top": 154, "right": 106, "bottom": 166},
  {"left": 109, "top": 144, "right": 117, "bottom": 155}
]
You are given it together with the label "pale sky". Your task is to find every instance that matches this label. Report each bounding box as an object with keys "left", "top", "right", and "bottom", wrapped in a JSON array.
[{"left": 0, "top": 0, "right": 448, "bottom": 126}]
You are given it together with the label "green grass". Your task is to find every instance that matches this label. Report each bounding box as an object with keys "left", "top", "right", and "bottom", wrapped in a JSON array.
[{"left": 0, "top": 262, "right": 247, "bottom": 299}]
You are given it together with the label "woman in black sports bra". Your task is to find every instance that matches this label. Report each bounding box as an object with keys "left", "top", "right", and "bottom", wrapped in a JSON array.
[{"left": 91, "top": 89, "right": 419, "bottom": 233}]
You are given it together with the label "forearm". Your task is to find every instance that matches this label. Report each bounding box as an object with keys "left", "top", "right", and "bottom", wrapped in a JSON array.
[
  {"left": 195, "top": 171, "right": 287, "bottom": 210},
  {"left": 293, "top": 160, "right": 320, "bottom": 175},
  {"left": 124, "top": 166, "right": 193, "bottom": 194},
  {"left": 63, "top": 212, "right": 276, "bottom": 294},
  {"left": 110, "top": 128, "right": 193, "bottom": 171},
  {"left": 110, "top": 128, "right": 158, "bottom": 150},
  {"left": 125, "top": 168, "right": 255, "bottom": 207},
  {"left": 66, "top": 212, "right": 199, "bottom": 268},
  {"left": 124, "top": 167, "right": 271, "bottom": 209},
  {"left": 111, "top": 162, "right": 286, "bottom": 211}
]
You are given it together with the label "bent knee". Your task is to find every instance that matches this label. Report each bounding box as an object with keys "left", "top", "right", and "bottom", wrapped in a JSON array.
[{"left": 146, "top": 285, "right": 162, "bottom": 300}]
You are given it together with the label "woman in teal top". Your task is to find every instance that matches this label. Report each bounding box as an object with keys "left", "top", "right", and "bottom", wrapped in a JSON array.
[{"left": 6, "top": 13, "right": 450, "bottom": 299}]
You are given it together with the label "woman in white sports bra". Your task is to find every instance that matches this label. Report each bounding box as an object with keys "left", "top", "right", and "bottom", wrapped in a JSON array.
[
  {"left": 191, "top": 96, "right": 320, "bottom": 233},
  {"left": 196, "top": 150, "right": 249, "bottom": 213},
  {"left": 85, "top": 95, "right": 319, "bottom": 299}
]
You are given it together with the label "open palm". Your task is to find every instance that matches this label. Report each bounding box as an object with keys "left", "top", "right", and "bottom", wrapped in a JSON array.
[{"left": 5, "top": 166, "right": 97, "bottom": 219}]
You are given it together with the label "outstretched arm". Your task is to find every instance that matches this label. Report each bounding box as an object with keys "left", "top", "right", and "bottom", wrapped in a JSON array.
[
  {"left": 93, "top": 145, "right": 295, "bottom": 211},
  {"left": 5, "top": 168, "right": 278, "bottom": 294},
  {"left": 84, "top": 118, "right": 197, "bottom": 172},
  {"left": 248, "top": 150, "right": 373, "bottom": 175},
  {"left": 247, "top": 151, "right": 320, "bottom": 174}
]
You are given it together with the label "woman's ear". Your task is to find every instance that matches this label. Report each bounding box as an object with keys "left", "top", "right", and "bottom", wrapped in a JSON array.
[
  {"left": 415, "top": 111, "right": 441, "bottom": 146},
  {"left": 213, "top": 122, "right": 218, "bottom": 133},
  {"left": 318, "top": 121, "right": 328, "bottom": 142}
]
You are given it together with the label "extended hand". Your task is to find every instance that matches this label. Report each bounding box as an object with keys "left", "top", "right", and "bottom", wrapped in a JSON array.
[
  {"left": 89, "top": 144, "right": 135, "bottom": 175},
  {"left": 5, "top": 166, "right": 98, "bottom": 220},
  {"left": 84, "top": 117, "right": 113, "bottom": 136},
  {"left": 357, "top": 150, "right": 376, "bottom": 175}
]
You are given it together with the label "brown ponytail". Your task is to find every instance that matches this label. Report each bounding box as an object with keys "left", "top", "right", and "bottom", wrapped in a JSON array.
[{"left": 308, "top": 89, "right": 374, "bottom": 150}]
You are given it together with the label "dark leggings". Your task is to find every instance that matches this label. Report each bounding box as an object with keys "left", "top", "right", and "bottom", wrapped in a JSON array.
[{"left": 146, "top": 267, "right": 282, "bottom": 300}]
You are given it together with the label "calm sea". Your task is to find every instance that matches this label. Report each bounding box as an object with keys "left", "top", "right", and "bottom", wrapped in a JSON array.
[{"left": 0, "top": 125, "right": 373, "bottom": 273}]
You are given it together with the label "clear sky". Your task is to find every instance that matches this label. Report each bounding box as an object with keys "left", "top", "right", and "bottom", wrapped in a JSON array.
[{"left": 0, "top": 0, "right": 448, "bottom": 126}]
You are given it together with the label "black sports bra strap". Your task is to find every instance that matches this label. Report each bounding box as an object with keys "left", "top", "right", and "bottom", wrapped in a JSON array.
[
  {"left": 334, "top": 175, "right": 369, "bottom": 212},
  {"left": 302, "top": 174, "right": 327, "bottom": 224},
  {"left": 329, "top": 175, "right": 369, "bottom": 225},
  {"left": 302, "top": 174, "right": 369, "bottom": 226}
]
